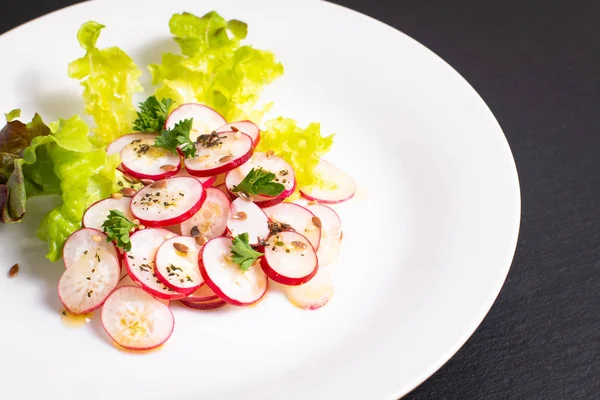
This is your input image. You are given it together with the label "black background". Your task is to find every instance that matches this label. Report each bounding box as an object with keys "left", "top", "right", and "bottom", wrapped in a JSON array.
[{"left": 2, "top": 1, "right": 599, "bottom": 399}]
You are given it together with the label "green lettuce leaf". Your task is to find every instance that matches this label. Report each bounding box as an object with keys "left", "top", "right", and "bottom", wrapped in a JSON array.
[{"left": 68, "top": 21, "right": 143, "bottom": 146}]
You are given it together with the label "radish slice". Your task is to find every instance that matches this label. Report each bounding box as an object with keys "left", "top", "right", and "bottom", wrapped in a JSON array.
[
  {"left": 63, "top": 228, "right": 120, "bottom": 270},
  {"left": 260, "top": 231, "right": 318, "bottom": 286},
  {"left": 285, "top": 268, "right": 333, "bottom": 310},
  {"left": 118, "top": 275, "right": 170, "bottom": 306},
  {"left": 124, "top": 228, "right": 186, "bottom": 300},
  {"left": 130, "top": 177, "right": 206, "bottom": 227},
  {"left": 215, "top": 183, "right": 235, "bottom": 201},
  {"left": 120, "top": 138, "right": 181, "bottom": 180},
  {"left": 175, "top": 168, "right": 216, "bottom": 188},
  {"left": 226, "top": 198, "right": 269, "bottom": 245},
  {"left": 185, "top": 284, "right": 219, "bottom": 302},
  {"left": 155, "top": 236, "right": 203, "bottom": 294},
  {"left": 180, "top": 188, "right": 230, "bottom": 239},
  {"left": 58, "top": 238, "right": 121, "bottom": 315},
  {"left": 107, "top": 133, "right": 157, "bottom": 156},
  {"left": 306, "top": 204, "right": 343, "bottom": 267},
  {"left": 180, "top": 298, "right": 226, "bottom": 310},
  {"left": 216, "top": 121, "right": 260, "bottom": 146},
  {"left": 184, "top": 131, "right": 253, "bottom": 177},
  {"left": 101, "top": 286, "right": 174, "bottom": 351},
  {"left": 199, "top": 237, "right": 268, "bottom": 306},
  {"left": 300, "top": 160, "right": 356, "bottom": 204},
  {"left": 83, "top": 197, "right": 133, "bottom": 231},
  {"left": 262, "top": 203, "right": 321, "bottom": 250},
  {"left": 166, "top": 103, "right": 227, "bottom": 143}
]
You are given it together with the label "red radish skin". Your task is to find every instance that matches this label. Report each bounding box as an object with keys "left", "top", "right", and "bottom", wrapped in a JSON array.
[
  {"left": 118, "top": 275, "right": 170, "bottom": 306},
  {"left": 262, "top": 203, "right": 321, "bottom": 250},
  {"left": 226, "top": 198, "right": 270, "bottom": 245},
  {"left": 107, "top": 133, "right": 157, "bottom": 156},
  {"left": 175, "top": 168, "right": 216, "bottom": 188},
  {"left": 260, "top": 231, "right": 318, "bottom": 286},
  {"left": 180, "top": 299, "right": 226, "bottom": 310},
  {"left": 184, "top": 283, "right": 219, "bottom": 302},
  {"left": 300, "top": 160, "right": 356, "bottom": 204},
  {"left": 83, "top": 197, "right": 133, "bottom": 231},
  {"left": 166, "top": 103, "right": 227, "bottom": 143},
  {"left": 101, "top": 286, "right": 174, "bottom": 351},
  {"left": 63, "top": 228, "right": 120, "bottom": 270},
  {"left": 216, "top": 120, "right": 260, "bottom": 147},
  {"left": 306, "top": 204, "right": 343, "bottom": 267},
  {"left": 124, "top": 228, "right": 187, "bottom": 300},
  {"left": 285, "top": 267, "right": 333, "bottom": 310},
  {"left": 130, "top": 177, "right": 206, "bottom": 227},
  {"left": 120, "top": 138, "right": 181, "bottom": 180},
  {"left": 199, "top": 237, "right": 268, "bottom": 306},
  {"left": 180, "top": 188, "right": 231, "bottom": 239},
  {"left": 184, "top": 131, "right": 254, "bottom": 177},
  {"left": 154, "top": 236, "right": 203, "bottom": 294}
]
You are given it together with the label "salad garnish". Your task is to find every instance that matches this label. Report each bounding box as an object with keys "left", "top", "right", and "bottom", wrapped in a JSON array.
[
  {"left": 133, "top": 96, "right": 173, "bottom": 133},
  {"left": 154, "top": 118, "right": 196, "bottom": 158},
  {"left": 230, "top": 233, "right": 263, "bottom": 272},
  {"left": 101, "top": 209, "right": 137, "bottom": 251},
  {"left": 231, "top": 167, "right": 285, "bottom": 197}
]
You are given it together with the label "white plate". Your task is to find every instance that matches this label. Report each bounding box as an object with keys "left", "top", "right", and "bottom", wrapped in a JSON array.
[{"left": 0, "top": 1, "right": 520, "bottom": 399}]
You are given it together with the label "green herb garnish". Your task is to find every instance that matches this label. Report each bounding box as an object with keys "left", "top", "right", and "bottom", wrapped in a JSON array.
[
  {"left": 231, "top": 167, "right": 285, "bottom": 197},
  {"left": 154, "top": 118, "right": 196, "bottom": 158},
  {"left": 231, "top": 233, "right": 263, "bottom": 272},
  {"left": 101, "top": 209, "right": 137, "bottom": 251},
  {"left": 132, "top": 96, "right": 173, "bottom": 132}
]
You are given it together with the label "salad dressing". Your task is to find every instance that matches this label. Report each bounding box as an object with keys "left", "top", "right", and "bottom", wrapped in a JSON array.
[{"left": 60, "top": 309, "right": 92, "bottom": 328}]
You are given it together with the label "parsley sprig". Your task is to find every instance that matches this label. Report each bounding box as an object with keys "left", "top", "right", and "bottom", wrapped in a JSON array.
[
  {"left": 101, "top": 210, "right": 137, "bottom": 252},
  {"left": 231, "top": 233, "right": 263, "bottom": 272},
  {"left": 132, "top": 96, "right": 173, "bottom": 133},
  {"left": 154, "top": 118, "right": 196, "bottom": 158},
  {"left": 231, "top": 167, "right": 285, "bottom": 197}
]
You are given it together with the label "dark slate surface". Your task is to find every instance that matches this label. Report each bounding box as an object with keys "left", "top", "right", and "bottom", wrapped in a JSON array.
[{"left": 2, "top": 1, "right": 599, "bottom": 398}]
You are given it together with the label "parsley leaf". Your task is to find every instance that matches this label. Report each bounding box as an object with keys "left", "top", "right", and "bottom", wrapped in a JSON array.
[
  {"left": 101, "top": 209, "right": 137, "bottom": 251},
  {"left": 132, "top": 96, "right": 173, "bottom": 133},
  {"left": 231, "top": 167, "right": 285, "bottom": 197},
  {"left": 230, "top": 233, "right": 263, "bottom": 272},
  {"left": 154, "top": 118, "right": 196, "bottom": 158}
]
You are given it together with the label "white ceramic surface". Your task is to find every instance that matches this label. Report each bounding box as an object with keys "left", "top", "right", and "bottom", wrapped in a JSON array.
[{"left": 0, "top": 1, "right": 521, "bottom": 399}]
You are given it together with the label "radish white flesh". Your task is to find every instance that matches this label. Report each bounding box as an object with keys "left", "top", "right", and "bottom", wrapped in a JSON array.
[
  {"left": 300, "top": 160, "right": 356, "bottom": 204},
  {"left": 107, "top": 133, "right": 157, "bottom": 156},
  {"left": 200, "top": 237, "right": 268, "bottom": 306},
  {"left": 184, "top": 131, "right": 253, "bottom": 177},
  {"left": 185, "top": 284, "right": 219, "bottom": 302},
  {"left": 118, "top": 275, "right": 170, "bottom": 306},
  {"left": 180, "top": 188, "right": 230, "bottom": 239},
  {"left": 226, "top": 198, "right": 269, "bottom": 245},
  {"left": 130, "top": 177, "right": 206, "bottom": 227},
  {"left": 175, "top": 168, "right": 216, "bottom": 188},
  {"left": 180, "top": 298, "right": 226, "bottom": 310},
  {"left": 285, "top": 268, "right": 333, "bottom": 310},
  {"left": 83, "top": 197, "right": 133, "bottom": 231},
  {"left": 306, "top": 204, "right": 343, "bottom": 267},
  {"left": 155, "top": 236, "right": 203, "bottom": 294},
  {"left": 101, "top": 286, "right": 174, "bottom": 351},
  {"left": 124, "top": 228, "right": 185, "bottom": 300},
  {"left": 120, "top": 138, "right": 181, "bottom": 180},
  {"left": 166, "top": 103, "right": 227, "bottom": 143},
  {"left": 58, "top": 239, "right": 121, "bottom": 314},
  {"left": 63, "top": 228, "right": 120, "bottom": 270},
  {"left": 262, "top": 203, "right": 321, "bottom": 250},
  {"left": 216, "top": 121, "right": 260, "bottom": 146},
  {"left": 261, "top": 231, "right": 318, "bottom": 286}
]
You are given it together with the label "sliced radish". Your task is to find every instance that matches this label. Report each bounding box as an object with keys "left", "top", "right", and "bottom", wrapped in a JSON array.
[
  {"left": 124, "top": 228, "right": 186, "bottom": 300},
  {"left": 184, "top": 283, "right": 219, "bottom": 302},
  {"left": 262, "top": 203, "right": 321, "bottom": 250},
  {"left": 285, "top": 268, "right": 333, "bottom": 310},
  {"left": 120, "top": 138, "right": 181, "bottom": 180},
  {"left": 107, "top": 133, "right": 157, "bottom": 156},
  {"left": 101, "top": 286, "right": 174, "bottom": 351},
  {"left": 260, "top": 231, "right": 318, "bottom": 286},
  {"left": 214, "top": 183, "right": 235, "bottom": 201},
  {"left": 216, "top": 120, "right": 260, "bottom": 146},
  {"left": 180, "top": 298, "right": 226, "bottom": 310},
  {"left": 63, "top": 228, "right": 120, "bottom": 270},
  {"left": 226, "top": 198, "right": 269, "bottom": 245},
  {"left": 180, "top": 188, "right": 230, "bottom": 239},
  {"left": 58, "top": 238, "right": 121, "bottom": 315},
  {"left": 130, "top": 177, "right": 206, "bottom": 227},
  {"left": 166, "top": 103, "right": 227, "bottom": 143},
  {"left": 199, "top": 237, "right": 268, "bottom": 306},
  {"left": 175, "top": 168, "right": 216, "bottom": 188},
  {"left": 184, "top": 131, "right": 253, "bottom": 177},
  {"left": 306, "top": 204, "right": 343, "bottom": 267},
  {"left": 300, "top": 160, "right": 356, "bottom": 204},
  {"left": 118, "top": 274, "right": 170, "bottom": 306},
  {"left": 83, "top": 197, "right": 133, "bottom": 231},
  {"left": 155, "top": 236, "right": 203, "bottom": 294}
]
